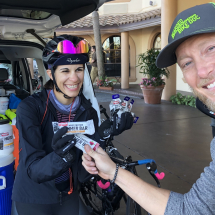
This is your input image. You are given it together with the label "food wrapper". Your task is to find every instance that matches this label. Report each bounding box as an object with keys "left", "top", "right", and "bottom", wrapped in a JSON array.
[
  {"left": 128, "top": 99, "right": 134, "bottom": 111},
  {"left": 109, "top": 94, "right": 121, "bottom": 112},
  {"left": 74, "top": 134, "right": 99, "bottom": 153},
  {"left": 121, "top": 96, "right": 130, "bottom": 109},
  {"left": 52, "top": 120, "right": 95, "bottom": 135}
]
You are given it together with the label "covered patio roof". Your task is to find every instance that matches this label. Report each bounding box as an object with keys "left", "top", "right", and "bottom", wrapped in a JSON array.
[{"left": 56, "top": 8, "right": 161, "bottom": 34}]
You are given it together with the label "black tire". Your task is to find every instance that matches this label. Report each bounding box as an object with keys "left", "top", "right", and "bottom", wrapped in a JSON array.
[
  {"left": 81, "top": 143, "right": 125, "bottom": 215},
  {"left": 80, "top": 177, "right": 116, "bottom": 215},
  {"left": 125, "top": 167, "right": 150, "bottom": 215},
  {"left": 126, "top": 196, "right": 142, "bottom": 215},
  {"left": 80, "top": 177, "right": 104, "bottom": 215}
]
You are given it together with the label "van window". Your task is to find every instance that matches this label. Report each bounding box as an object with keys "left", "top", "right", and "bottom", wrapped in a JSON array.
[
  {"left": 28, "top": 58, "right": 42, "bottom": 92},
  {"left": 0, "top": 9, "right": 51, "bottom": 20},
  {"left": 0, "top": 63, "right": 12, "bottom": 84}
]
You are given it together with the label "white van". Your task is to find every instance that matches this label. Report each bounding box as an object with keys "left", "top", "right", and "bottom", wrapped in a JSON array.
[{"left": 0, "top": 0, "right": 106, "bottom": 98}]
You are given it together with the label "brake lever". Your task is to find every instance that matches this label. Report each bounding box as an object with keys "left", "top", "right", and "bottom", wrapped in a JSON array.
[
  {"left": 97, "top": 180, "right": 111, "bottom": 189},
  {"left": 100, "top": 105, "right": 110, "bottom": 119},
  {"left": 146, "top": 162, "right": 165, "bottom": 180},
  {"left": 148, "top": 169, "right": 161, "bottom": 188},
  {"left": 146, "top": 163, "right": 161, "bottom": 188},
  {"left": 95, "top": 174, "right": 111, "bottom": 190}
]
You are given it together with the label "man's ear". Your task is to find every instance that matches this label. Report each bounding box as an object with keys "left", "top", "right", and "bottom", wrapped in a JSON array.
[
  {"left": 182, "top": 77, "right": 187, "bottom": 83},
  {"left": 46, "top": 69, "right": 53, "bottom": 80}
]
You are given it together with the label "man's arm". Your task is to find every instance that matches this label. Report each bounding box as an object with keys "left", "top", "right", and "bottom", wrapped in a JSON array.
[
  {"left": 82, "top": 145, "right": 170, "bottom": 215},
  {"left": 114, "top": 167, "right": 170, "bottom": 214}
]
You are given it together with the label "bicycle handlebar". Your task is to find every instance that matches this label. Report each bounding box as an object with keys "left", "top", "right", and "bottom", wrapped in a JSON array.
[
  {"left": 137, "top": 159, "right": 165, "bottom": 180},
  {"left": 96, "top": 156, "right": 165, "bottom": 189},
  {"left": 99, "top": 105, "right": 165, "bottom": 188}
]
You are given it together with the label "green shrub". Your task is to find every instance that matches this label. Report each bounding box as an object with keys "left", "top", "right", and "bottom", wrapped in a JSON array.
[
  {"left": 170, "top": 93, "right": 196, "bottom": 108},
  {"left": 136, "top": 48, "right": 169, "bottom": 87}
]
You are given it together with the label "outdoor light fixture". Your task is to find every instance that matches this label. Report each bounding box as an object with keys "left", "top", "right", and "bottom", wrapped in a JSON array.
[{"left": 149, "top": 0, "right": 157, "bottom": 6}]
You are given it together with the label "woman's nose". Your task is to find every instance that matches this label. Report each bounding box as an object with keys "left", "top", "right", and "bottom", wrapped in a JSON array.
[{"left": 69, "top": 71, "right": 79, "bottom": 82}]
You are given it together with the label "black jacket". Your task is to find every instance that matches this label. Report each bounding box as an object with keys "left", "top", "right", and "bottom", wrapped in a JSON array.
[{"left": 12, "top": 89, "right": 104, "bottom": 204}]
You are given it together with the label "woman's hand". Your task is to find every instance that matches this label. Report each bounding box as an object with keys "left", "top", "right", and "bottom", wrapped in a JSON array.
[
  {"left": 82, "top": 145, "right": 116, "bottom": 180},
  {"left": 52, "top": 127, "right": 76, "bottom": 163}
]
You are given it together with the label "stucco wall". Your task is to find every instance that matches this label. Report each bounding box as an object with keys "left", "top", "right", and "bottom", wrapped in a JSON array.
[
  {"left": 129, "top": 26, "right": 161, "bottom": 84},
  {"left": 86, "top": 26, "right": 161, "bottom": 85},
  {"left": 141, "top": 0, "right": 161, "bottom": 12},
  {"left": 99, "top": 0, "right": 161, "bottom": 15}
]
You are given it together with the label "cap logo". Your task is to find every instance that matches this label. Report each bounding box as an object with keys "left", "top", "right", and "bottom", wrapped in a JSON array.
[
  {"left": 171, "top": 14, "right": 201, "bottom": 39},
  {"left": 67, "top": 58, "right": 80, "bottom": 64}
]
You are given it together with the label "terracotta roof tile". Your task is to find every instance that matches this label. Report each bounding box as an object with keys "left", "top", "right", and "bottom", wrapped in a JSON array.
[{"left": 59, "top": 8, "right": 161, "bottom": 29}]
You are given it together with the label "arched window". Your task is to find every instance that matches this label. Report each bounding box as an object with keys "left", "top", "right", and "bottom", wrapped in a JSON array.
[
  {"left": 153, "top": 33, "right": 161, "bottom": 50},
  {"left": 102, "top": 35, "right": 122, "bottom": 78},
  {"left": 103, "top": 35, "right": 121, "bottom": 63}
]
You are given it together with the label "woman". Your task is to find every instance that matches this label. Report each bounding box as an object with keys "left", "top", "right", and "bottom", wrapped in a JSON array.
[{"left": 12, "top": 35, "right": 104, "bottom": 215}]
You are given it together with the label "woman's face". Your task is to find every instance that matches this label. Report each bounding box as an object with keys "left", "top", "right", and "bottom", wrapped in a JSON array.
[{"left": 48, "top": 64, "right": 84, "bottom": 100}]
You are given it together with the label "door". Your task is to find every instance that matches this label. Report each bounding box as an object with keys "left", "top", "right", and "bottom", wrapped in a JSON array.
[{"left": 0, "top": 0, "right": 106, "bottom": 41}]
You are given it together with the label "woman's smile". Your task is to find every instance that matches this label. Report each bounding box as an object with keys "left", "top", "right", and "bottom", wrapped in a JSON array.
[
  {"left": 64, "top": 83, "right": 79, "bottom": 91},
  {"left": 47, "top": 64, "right": 85, "bottom": 105}
]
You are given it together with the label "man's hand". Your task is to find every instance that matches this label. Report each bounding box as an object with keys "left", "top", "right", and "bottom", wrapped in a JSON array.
[
  {"left": 82, "top": 145, "right": 116, "bottom": 180},
  {"left": 82, "top": 145, "right": 170, "bottom": 215}
]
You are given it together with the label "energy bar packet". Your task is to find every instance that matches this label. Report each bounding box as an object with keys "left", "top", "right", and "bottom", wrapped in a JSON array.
[
  {"left": 131, "top": 112, "right": 139, "bottom": 123},
  {"left": 52, "top": 120, "right": 95, "bottom": 135},
  {"left": 109, "top": 94, "right": 121, "bottom": 120},
  {"left": 128, "top": 99, "right": 134, "bottom": 112},
  {"left": 116, "top": 96, "right": 130, "bottom": 124},
  {"left": 74, "top": 134, "right": 99, "bottom": 153},
  {"left": 121, "top": 96, "right": 130, "bottom": 110}
]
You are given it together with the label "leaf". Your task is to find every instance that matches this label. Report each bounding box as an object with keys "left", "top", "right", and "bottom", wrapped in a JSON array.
[{"left": 170, "top": 93, "right": 196, "bottom": 108}]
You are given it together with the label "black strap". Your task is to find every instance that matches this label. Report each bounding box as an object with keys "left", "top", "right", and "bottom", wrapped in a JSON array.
[
  {"left": 50, "top": 67, "right": 72, "bottom": 99},
  {"left": 38, "top": 89, "right": 58, "bottom": 127},
  {"left": 196, "top": 98, "right": 215, "bottom": 119}
]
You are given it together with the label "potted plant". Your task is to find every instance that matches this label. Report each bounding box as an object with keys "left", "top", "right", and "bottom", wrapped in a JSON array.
[
  {"left": 97, "top": 76, "right": 116, "bottom": 91},
  {"left": 137, "top": 48, "right": 169, "bottom": 104}
]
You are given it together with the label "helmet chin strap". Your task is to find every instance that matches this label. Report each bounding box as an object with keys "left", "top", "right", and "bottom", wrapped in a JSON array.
[
  {"left": 51, "top": 67, "right": 72, "bottom": 100},
  {"left": 50, "top": 65, "right": 101, "bottom": 125}
]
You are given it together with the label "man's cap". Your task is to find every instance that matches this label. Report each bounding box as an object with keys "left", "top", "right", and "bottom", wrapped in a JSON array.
[{"left": 156, "top": 3, "right": 215, "bottom": 68}]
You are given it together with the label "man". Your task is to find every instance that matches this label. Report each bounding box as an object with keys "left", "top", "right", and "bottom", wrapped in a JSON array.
[
  {"left": 82, "top": 3, "right": 215, "bottom": 215},
  {"left": 90, "top": 45, "right": 98, "bottom": 84}
]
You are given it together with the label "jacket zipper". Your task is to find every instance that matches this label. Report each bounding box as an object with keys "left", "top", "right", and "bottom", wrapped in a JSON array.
[{"left": 59, "top": 192, "right": 62, "bottom": 206}]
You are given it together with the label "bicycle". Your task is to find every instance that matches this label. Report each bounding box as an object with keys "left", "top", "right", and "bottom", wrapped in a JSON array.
[{"left": 80, "top": 105, "right": 165, "bottom": 215}]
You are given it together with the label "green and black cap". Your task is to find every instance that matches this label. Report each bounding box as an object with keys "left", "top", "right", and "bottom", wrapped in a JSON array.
[{"left": 156, "top": 3, "right": 215, "bottom": 68}]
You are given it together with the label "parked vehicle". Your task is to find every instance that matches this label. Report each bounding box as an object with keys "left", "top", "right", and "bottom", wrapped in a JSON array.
[
  {"left": 0, "top": 0, "right": 106, "bottom": 97},
  {"left": 0, "top": 1, "right": 107, "bottom": 215}
]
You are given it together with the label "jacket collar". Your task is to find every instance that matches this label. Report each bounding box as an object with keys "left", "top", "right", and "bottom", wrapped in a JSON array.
[{"left": 39, "top": 89, "right": 93, "bottom": 120}]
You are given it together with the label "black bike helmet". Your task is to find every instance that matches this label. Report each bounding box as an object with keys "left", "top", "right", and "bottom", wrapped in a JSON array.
[{"left": 42, "top": 34, "right": 89, "bottom": 99}]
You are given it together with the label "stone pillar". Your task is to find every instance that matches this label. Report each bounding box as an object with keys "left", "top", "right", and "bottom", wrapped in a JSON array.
[
  {"left": 92, "top": 10, "right": 105, "bottom": 78},
  {"left": 161, "top": 0, "right": 177, "bottom": 100},
  {"left": 121, "top": 31, "right": 129, "bottom": 89}
]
